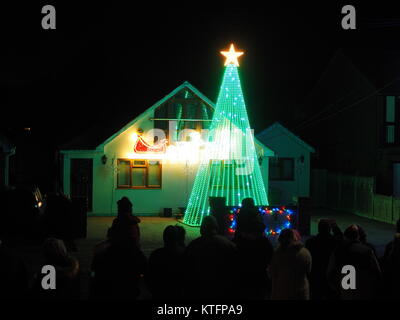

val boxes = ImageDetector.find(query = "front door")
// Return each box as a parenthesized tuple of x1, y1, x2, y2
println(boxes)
(70, 158, 93, 212)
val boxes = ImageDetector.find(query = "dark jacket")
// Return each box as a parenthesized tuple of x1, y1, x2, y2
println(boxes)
(235, 235, 273, 299)
(0, 245, 29, 299)
(305, 233, 338, 299)
(381, 234, 400, 299)
(184, 234, 237, 299)
(235, 207, 262, 239)
(108, 213, 141, 248)
(327, 239, 381, 300)
(146, 245, 185, 299)
(91, 242, 147, 300)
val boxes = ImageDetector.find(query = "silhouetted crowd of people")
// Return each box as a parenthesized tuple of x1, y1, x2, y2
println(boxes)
(0, 186, 78, 250)
(1, 193, 400, 300)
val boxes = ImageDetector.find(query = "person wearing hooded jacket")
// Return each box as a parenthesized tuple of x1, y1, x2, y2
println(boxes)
(269, 228, 312, 300)
(107, 197, 141, 248)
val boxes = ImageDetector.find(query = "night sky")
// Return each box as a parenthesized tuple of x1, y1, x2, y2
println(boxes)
(1, 2, 400, 189)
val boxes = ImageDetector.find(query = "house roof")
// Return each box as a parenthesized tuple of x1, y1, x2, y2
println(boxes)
(61, 81, 274, 156)
(60, 81, 212, 151)
(304, 50, 377, 110)
(61, 81, 212, 151)
(98, 81, 215, 149)
(257, 122, 315, 153)
(300, 49, 400, 126)
(344, 48, 400, 91)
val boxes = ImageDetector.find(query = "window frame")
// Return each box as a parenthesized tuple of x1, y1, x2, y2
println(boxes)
(117, 159, 162, 189)
(382, 95, 400, 146)
(269, 157, 295, 181)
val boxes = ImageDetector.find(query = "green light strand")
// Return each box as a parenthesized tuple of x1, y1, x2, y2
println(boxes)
(184, 64, 268, 226)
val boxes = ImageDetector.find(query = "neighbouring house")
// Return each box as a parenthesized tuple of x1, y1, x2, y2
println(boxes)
(60, 81, 274, 216)
(0, 133, 15, 187)
(257, 122, 315, 205)
(295, 49, 400, 198)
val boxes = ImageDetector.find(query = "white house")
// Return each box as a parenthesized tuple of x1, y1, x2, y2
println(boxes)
(61, 82, 274, 216)
(257, 122, 315, 205)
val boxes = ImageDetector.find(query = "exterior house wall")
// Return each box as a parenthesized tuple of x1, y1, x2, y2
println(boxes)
(62, 82, 273, 216)
(63, 107, 271, 215)
(270, 134, 310, 204)
(101, 109, 201, 214)
(101, 107, 204, 215)
(257, 124, 313, 205)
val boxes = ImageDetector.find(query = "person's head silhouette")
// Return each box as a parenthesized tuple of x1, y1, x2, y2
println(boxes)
(117, 197, 132, 215)
(200, 215, 218, 237)
(344, 224, 359, 241)
(278, 229, 295, 249)
(241, 198, 255, 209)
(318, 219, 331, 235)
(163, 225, 178, 247)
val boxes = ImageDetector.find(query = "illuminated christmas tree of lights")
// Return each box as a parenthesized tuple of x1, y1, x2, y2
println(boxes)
(183, 44, 269, 226)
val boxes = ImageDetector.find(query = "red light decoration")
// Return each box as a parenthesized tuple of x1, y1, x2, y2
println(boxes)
(134, 135, 167, 153)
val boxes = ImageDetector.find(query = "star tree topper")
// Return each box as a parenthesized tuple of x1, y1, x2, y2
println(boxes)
(220, 43, 244, 66)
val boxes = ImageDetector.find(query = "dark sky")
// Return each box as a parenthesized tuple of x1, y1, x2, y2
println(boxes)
(1, 2, 400, 147)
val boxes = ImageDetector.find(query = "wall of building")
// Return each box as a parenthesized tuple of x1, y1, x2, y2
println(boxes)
(258, 128, 311, 205)
(63, 107, 271, 215)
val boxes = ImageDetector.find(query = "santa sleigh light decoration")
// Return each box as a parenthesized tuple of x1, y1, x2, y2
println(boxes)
(134, 135, 168, 153)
